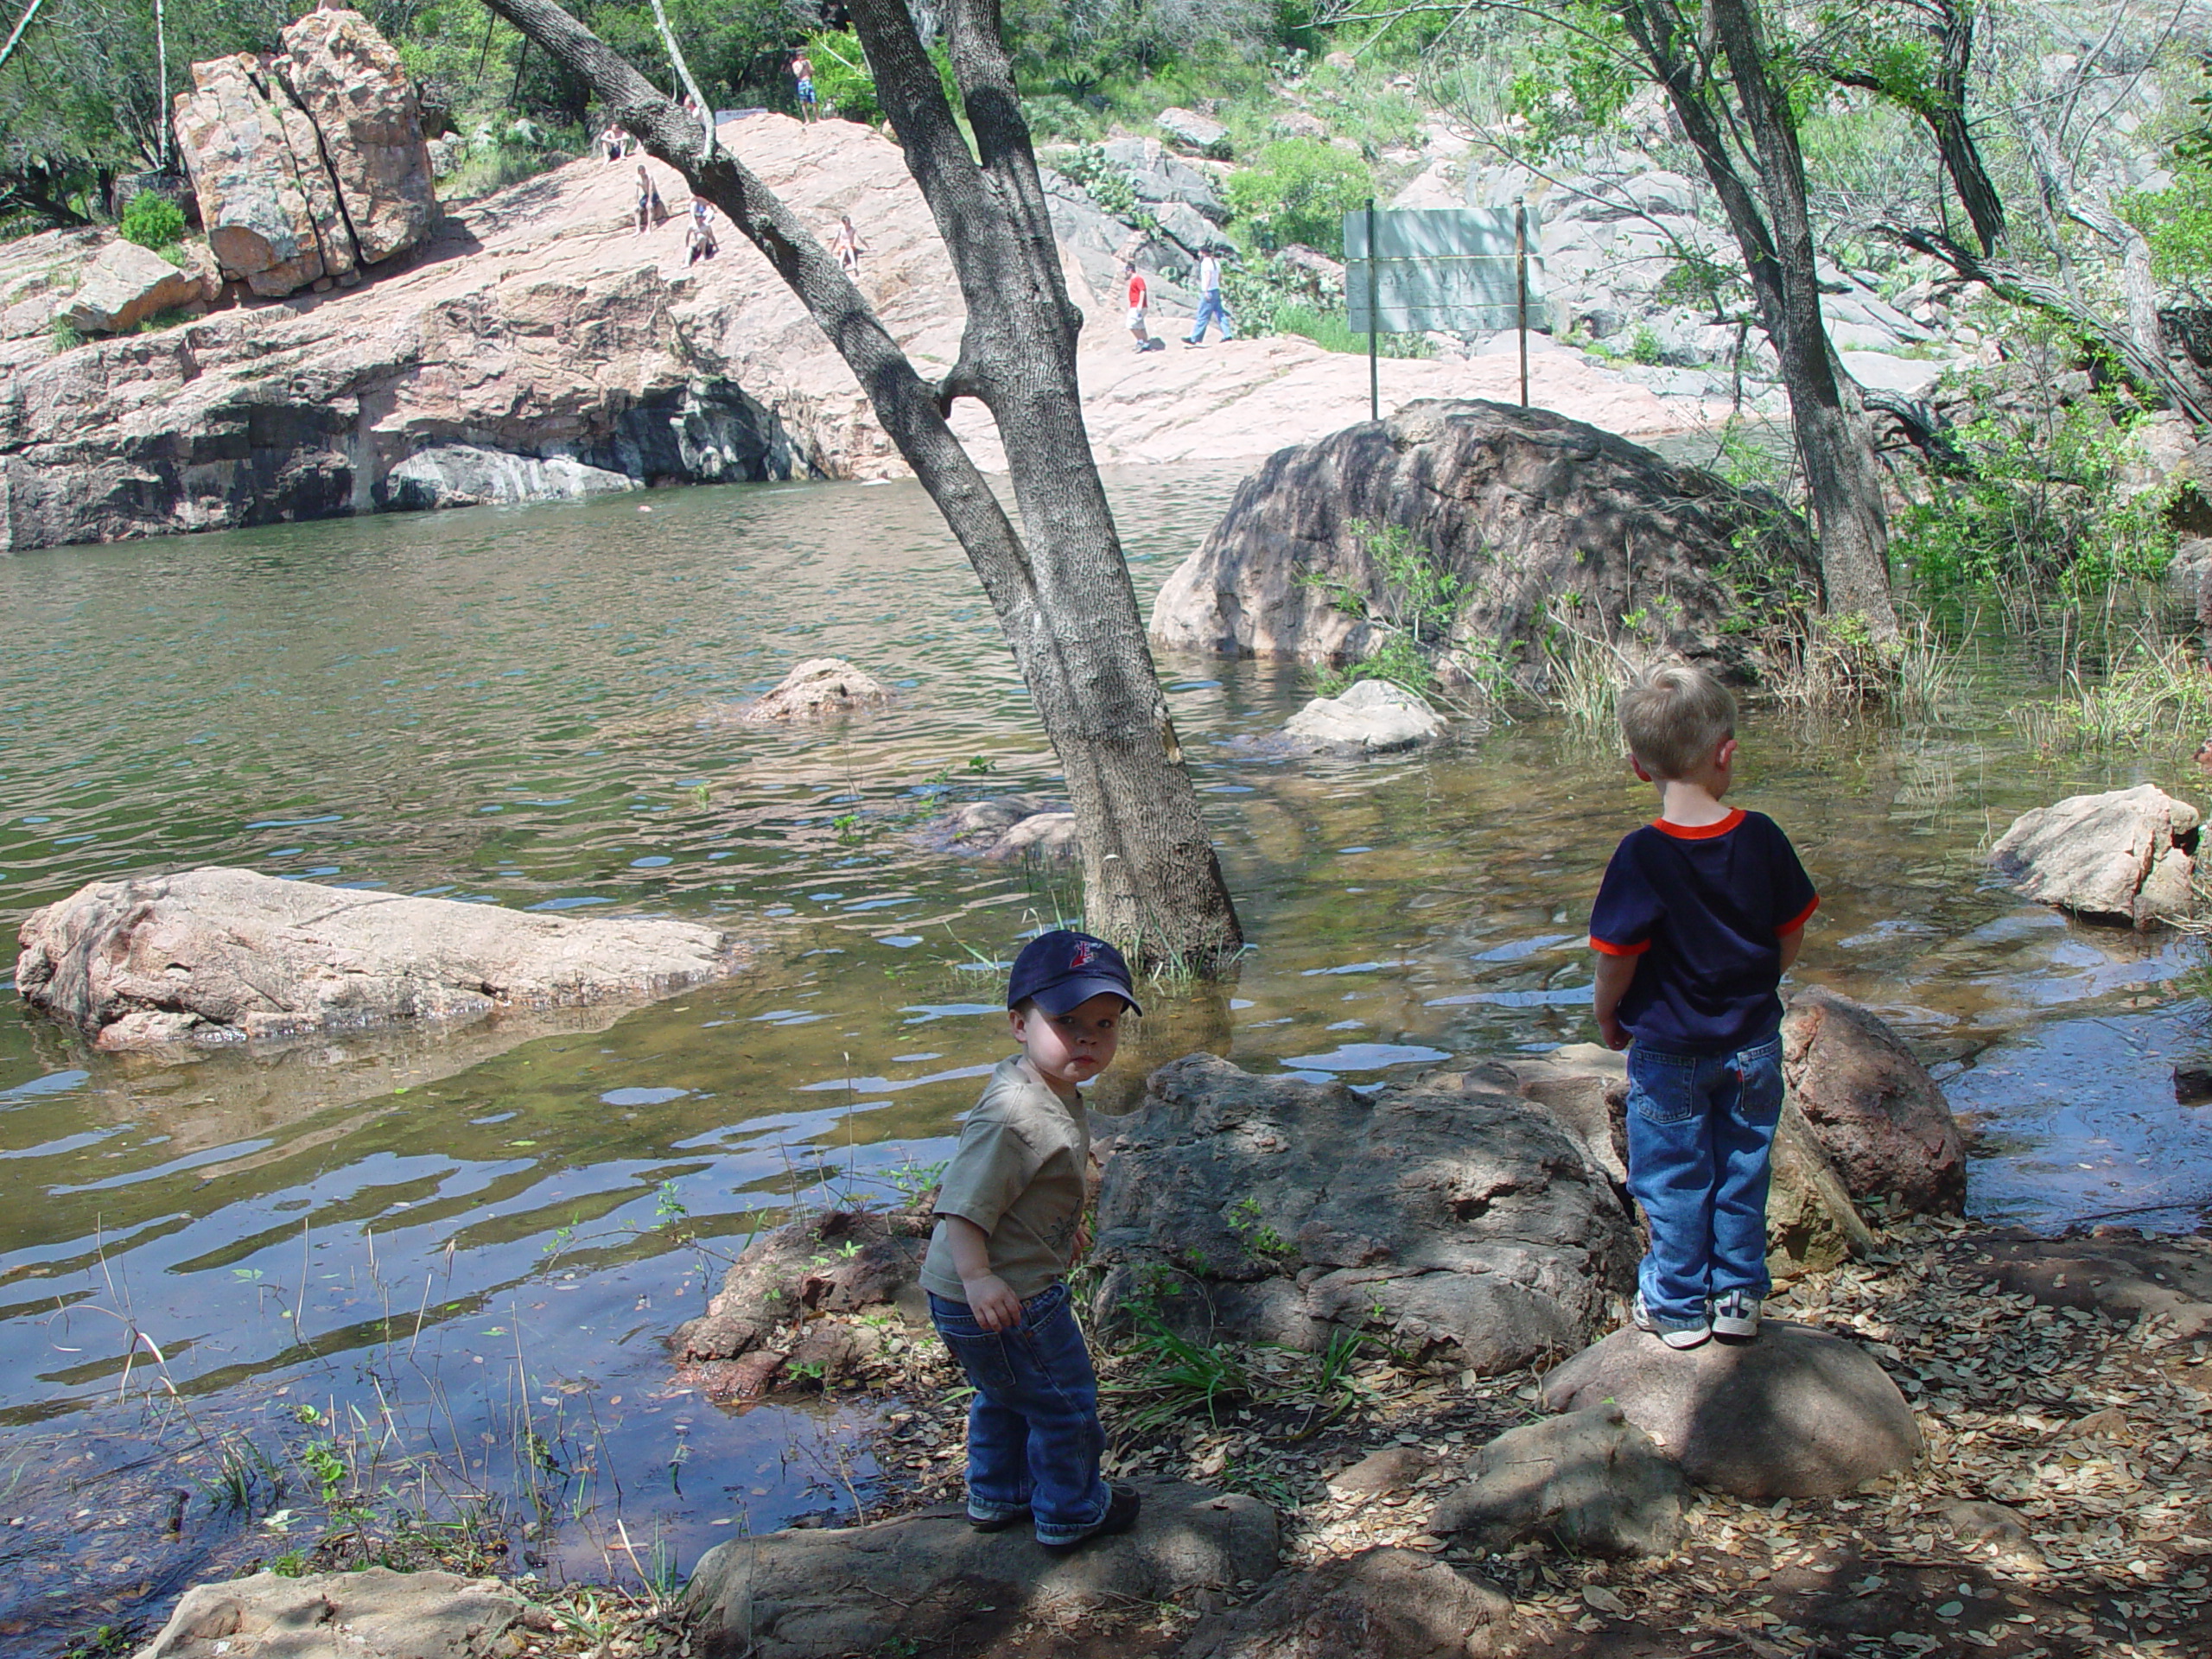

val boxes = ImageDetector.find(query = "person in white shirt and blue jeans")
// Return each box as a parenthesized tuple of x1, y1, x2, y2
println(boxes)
(1185, 251, 1235, 345)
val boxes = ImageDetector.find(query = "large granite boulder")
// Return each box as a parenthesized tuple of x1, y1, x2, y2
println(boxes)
(169, 10, 434, 299)
(1179, 1547, 1516, 1659)
(1541, 1322, 1924, 1498)
(1780, 987, 1965, 1215)
(131, 1567, 522, 1659)
(14, 867, 743, 1051)
(171, 53, 344, 296)
(1428, 1403, 1691, 1558)
(60, 241, 219, 334)
(683, 1483, 1277, 1659)
(1989, 784, 2202, 928)
(1149, 400, 1820, 688)
(280, 8, 438, 264)
(382, 443, 637, 510)
(1087, 1054, 1638, 1371)
(1157, 106, 1233, 159)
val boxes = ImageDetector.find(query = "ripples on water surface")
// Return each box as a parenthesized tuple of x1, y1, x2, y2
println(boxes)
(0, 467, 2208, 1643)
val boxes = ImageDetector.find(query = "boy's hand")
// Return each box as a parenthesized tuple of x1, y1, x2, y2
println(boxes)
(962, 1273, 1024, 1332)
(1073, 1216, 1092, 1259)
(1599, 1013, 1630, 1052)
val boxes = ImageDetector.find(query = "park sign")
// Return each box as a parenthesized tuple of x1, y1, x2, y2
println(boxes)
(1344, 203, 1544, 416)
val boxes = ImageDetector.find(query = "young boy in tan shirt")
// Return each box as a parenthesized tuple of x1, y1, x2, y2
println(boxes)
(919, 930, 1142, 1548)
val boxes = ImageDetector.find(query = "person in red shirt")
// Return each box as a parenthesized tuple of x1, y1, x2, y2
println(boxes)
(1123, 262, 1151, 352)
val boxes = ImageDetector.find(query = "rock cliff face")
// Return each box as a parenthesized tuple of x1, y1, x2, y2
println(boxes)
(2, 114, 1719, 555)
(170, 10, 436, 297)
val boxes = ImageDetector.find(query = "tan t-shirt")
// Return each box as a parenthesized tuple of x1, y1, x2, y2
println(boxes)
(921, 1055, 1090, 1302)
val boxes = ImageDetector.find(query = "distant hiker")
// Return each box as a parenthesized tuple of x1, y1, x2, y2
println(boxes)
(600, 124, 625, 164)
(1185, 251, 1235, 346)
(792, 52, 817, 122)
(635, 164, 665, 235)
(1124, 262, 1152, 353)
(686, 200, 719, 265)
(833, 214, 865, 277)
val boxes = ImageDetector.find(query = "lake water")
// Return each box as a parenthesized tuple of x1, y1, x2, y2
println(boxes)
(0, 468, 2205, 1646)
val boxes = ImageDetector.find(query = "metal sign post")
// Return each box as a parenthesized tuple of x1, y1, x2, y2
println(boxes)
(1515, 197, 1529, 410)
(1366, 198, 1380, 425)
(1344, 206, 1545, 419)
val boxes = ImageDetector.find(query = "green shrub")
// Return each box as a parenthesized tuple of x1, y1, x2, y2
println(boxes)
(118, 191, 185, 255)
(1891, 382, 2177, 600)
(1223, 137, 1372, 254)
(805, 30, 880, 124)
(48, 315, 85, 353)
(1057, 143, 1141, 220)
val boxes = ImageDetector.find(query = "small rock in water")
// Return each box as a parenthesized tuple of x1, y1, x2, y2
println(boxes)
(1988, 783, 2201, 929)
(134, 1567, 524, 1658)
(737, 657, 892, 721)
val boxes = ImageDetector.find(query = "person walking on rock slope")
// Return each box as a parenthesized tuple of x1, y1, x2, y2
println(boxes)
(1589, 664, 1818, 1351)
(919, 930, 1142, 1550)
(1185, 250, 1235, 346)
(1123, 262, 1154, 353)
(791, 51, 817, 122)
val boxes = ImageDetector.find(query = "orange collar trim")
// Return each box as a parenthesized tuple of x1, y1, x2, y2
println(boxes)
(1653, 809, 1745, 841)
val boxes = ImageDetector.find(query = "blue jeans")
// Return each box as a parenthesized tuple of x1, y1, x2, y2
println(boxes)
(928, 1281, 1110, 1545)
(1187, 290, 1235, 342)
(1624, 1034, 1784, 1329)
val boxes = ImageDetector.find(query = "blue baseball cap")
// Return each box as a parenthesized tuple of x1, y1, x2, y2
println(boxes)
(1007, 929, 1142, 1017)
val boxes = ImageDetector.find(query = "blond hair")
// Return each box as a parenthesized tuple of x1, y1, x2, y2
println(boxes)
(1619, 664, 1736, 780)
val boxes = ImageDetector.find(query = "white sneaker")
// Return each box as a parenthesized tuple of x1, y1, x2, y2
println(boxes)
(1710, 1290, 1761, 1339)
(1632, 1290, 1710, 1350)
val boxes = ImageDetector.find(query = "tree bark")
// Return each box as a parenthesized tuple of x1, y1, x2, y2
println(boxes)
(1618, 0, 1898, 643)
(479, 0, 1243, 969)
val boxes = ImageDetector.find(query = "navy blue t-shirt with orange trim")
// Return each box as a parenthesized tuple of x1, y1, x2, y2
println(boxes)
(1589, 808, 1817, 1054)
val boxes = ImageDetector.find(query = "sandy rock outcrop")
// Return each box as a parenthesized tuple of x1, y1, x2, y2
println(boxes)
(3, 115, 1719, 555)
(1087, 1053, 1638, 1373)
(1988, 784, 2202, 929)
(14, 867, 743, 1050)
(132, 1567, 523, 1659)
(1541, 1322, 1925, 1498)
(1149, 400, 1821, 685)
(683, 1483, 1278, 1659)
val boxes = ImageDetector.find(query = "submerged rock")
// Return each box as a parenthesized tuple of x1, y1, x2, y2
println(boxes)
(133, 1567, 523, 1659)
(1781, 987, 1965, 1215)
(1541, 1322, 1924, 1498)
(683, 1481, 1277, 1659)
(1087, 1054, 1637, 1372)
(923, 793, 1083, 861)
(1428, 1403, 1691, 1558)
(1179, 1546, 1516, 1659)
(739, 657, 892, 721)
(1269, 678, 1446, 755)
(14, 867, 741, 1050)
(1989, 783, 2202, 928)
(1148, 399, 1819, 685)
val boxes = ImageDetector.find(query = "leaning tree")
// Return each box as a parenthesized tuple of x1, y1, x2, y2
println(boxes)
(478, 0, 1243, 969)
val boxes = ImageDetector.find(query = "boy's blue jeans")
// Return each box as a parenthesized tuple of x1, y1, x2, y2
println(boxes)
(928, 1281, 1111, 1545)
(1624, 1033, 1785, 1331)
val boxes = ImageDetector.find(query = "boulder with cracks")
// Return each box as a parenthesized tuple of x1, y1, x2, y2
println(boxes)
(1086, 1054, 1638, 1373)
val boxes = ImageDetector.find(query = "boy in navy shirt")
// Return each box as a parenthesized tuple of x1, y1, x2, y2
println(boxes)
(1590, 665, 1816, 1349)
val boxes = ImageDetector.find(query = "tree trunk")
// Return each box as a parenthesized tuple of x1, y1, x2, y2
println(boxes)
(479, 0, 1243, 969)
(1619, 0, 1898, 644)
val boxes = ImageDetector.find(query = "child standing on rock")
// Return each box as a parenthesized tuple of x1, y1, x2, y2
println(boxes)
(919, 930, 1142, 1550)
(1589, 664, 1818, 1351)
